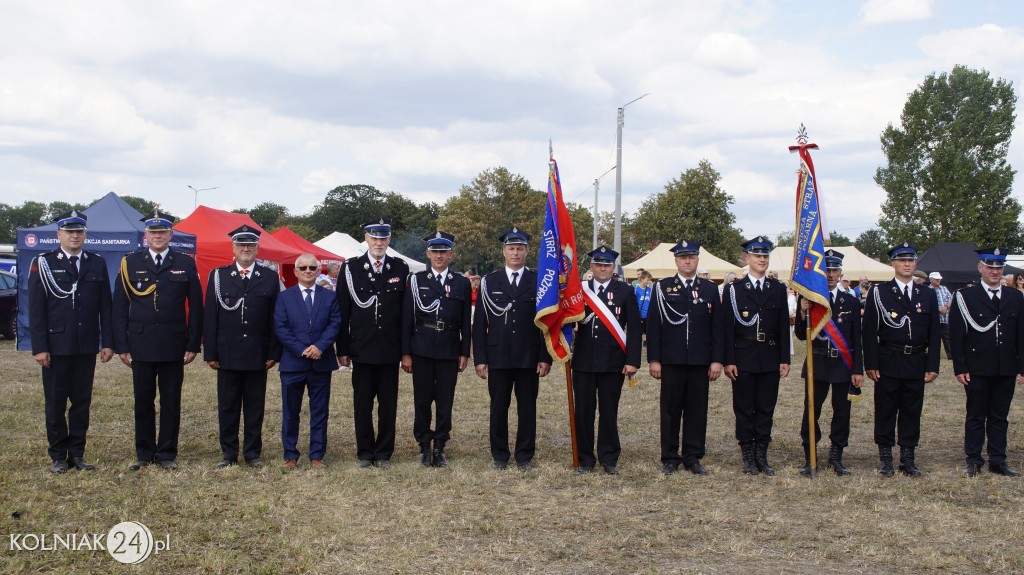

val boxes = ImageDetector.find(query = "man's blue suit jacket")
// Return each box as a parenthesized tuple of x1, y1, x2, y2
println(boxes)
(273, 284, 342, 372)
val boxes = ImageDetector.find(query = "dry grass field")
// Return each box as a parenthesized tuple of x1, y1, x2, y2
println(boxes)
(2, 336, 1023, 574)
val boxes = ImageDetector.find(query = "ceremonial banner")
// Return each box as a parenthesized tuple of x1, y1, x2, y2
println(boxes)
(534, 156, 585, 363)
(789, 137, 853, 370)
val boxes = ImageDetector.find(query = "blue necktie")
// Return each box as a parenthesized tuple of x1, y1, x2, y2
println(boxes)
(304, 288, 314, 323)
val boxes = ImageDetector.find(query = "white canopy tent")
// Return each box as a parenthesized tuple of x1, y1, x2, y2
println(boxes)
(622, 243, 742, 281)
(750, 246, 894, 283)
(314, 231, 427, 273)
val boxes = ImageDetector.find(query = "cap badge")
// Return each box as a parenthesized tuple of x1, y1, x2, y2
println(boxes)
(682, 240, 688, 247)
(995, 248, 1001, 255)
(435, 231, 442, 239)
(903, 242, 908, 247)
(512, 226, 518, 233)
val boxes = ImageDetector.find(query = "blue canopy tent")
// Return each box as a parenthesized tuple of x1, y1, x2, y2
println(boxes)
(14, 192, 196, 350)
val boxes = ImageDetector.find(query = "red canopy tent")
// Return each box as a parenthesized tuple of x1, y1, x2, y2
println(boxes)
(175, 206, 308, 292)
(270, 226, 344, 263)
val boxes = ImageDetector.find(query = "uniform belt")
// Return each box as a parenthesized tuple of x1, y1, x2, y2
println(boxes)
(416, 319, 461, 332)
(882, 342, 927, 355)
(736, 332, 777, 343)
(812, 347, 841, 358)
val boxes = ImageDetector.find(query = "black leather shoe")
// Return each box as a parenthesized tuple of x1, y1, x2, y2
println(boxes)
(878, 446, 895, 477)
(245, 458, 263, 468)
(432, 449, 449, 468)
(127, 460, 150, 471)
(357, 459, 373, 468)
(418, 443, 432, 467)
(216, 459, 235, 469)
(962, 463, 982, 477)
(157, 460, 178, 471)
(754, 441, 774, 476)
(374, 459, 391, 470)
(50, 459, 69, 474)
(661, 462, 679, 475)
(898, 447, 921, 477)
(684, 462, 708, 475)
(493, 460, 508, 470)
(576, 466, 594, 474)
(516, 461, 532, 471)
(67, 457, 95, 471)
(740, 443, 758, 475)
(799, 461, 813, 477)
(989, 463, 1020, 477)
(601, 463, 619, 475)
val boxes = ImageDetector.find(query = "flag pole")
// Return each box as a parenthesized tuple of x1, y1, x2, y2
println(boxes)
(805, 324, 817, 477)
(566, 360, 579, 468)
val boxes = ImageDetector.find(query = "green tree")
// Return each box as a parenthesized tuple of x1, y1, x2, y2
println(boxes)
(0, 201, 48, 243)
(45, 201, 88, 221)
(775, 231, 795, 247)
(308, 184, 390, 238)
(875, 65, 1019, 251)
(234, 202, 290, 230)
(855, 228, 888, 261)
(631, 160, 745, 263)
(120, 196, 160, 217)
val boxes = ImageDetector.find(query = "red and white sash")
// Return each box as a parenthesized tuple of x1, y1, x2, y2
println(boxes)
(581, 281, 626, 352)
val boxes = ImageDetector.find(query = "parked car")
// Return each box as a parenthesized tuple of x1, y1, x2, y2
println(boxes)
(0, 270, 17, 339)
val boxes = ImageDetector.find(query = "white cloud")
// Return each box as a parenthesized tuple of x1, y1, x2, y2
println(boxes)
(918, 24, 1024, 68)
(694, 33, 762, 76)
(859, 0, 934, 25)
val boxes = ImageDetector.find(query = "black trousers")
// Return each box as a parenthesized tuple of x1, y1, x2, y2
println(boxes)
(964, 374, 1016, 466)
(41, 354, 96, 461)
(488, 367, 538, 464)
(217, 368, 268, 461)
(874, 374, 925, 448)
(800, 378, 852, 448)
(940, 323, 952, 360)
(411, 355, 458, 445)
(572, 370, 625, 468)
(132, 360, 184, 462)
(351, 361, 399, 461)
(660, 364, 709, 466)
(731, 369, 780, 444)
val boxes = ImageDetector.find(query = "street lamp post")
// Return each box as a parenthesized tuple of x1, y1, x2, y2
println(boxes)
(188, 185, 219, 210)
(614, 93, 648, 264)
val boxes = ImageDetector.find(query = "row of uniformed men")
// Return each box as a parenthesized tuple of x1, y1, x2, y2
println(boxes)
(28, 210, 1022, 478)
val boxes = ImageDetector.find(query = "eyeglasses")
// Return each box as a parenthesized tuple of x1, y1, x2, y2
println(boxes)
(296, 265, 318, 271)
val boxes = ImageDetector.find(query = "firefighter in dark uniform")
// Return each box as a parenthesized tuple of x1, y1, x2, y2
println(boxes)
(204, 225, 282, 469)
(113, 210, 204, 471)
(336, 218, 409, 469)
(646, 239, 724, 476)
(572, 246, 641, 475)
(28, 210, 114, 473)
(723, 236, 790, 476)
(794, 249, 864, 476)
(862, 242, 939, 477)
(950, 247, 1024, 477)
(473, 227, 552, 471)
(400, 231, 472, 468)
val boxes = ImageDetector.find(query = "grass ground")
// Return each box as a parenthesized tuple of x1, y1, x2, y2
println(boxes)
(1, 337, 1023, 574)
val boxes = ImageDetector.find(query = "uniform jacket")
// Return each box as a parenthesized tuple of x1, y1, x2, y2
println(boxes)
(794, 291, 864, 381)
(112, 249, 203, 362)
(401, 269, 472, 360)
(336, 253, 409, 364)
(645, 275, 724, 366)
(203, 263, 282, 370)
(572, 279, 642, 373)
(28, 250, 113, 355)
(722, 276, 790, 372)
(472, 268, 552, 369)
(949, 284, 1024, 377)
(274, 283, 341, 372)
(862, 279, 940, 377)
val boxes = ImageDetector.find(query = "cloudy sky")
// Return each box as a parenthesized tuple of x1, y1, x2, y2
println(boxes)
(1, 0, 1021, 240)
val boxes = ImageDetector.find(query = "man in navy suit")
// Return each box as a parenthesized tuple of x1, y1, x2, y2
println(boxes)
(204, 225, 282, 469)
(862, 242, 940, 477)
(950, 247, 1024, 477)
(28, 210, 114, 473)
(273, 253, 342, 469)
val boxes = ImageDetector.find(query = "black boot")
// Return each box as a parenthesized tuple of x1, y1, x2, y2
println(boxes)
(740, 442, 758, 475)
(432, 440, 449, 468)
(418, 442, 432, 467)
(878, 445, 895, 477)
(754, 439, 774, 476)
(799, 444, 813, 477)
(898, 447, 921, 477)
(828, 445, 851, 476)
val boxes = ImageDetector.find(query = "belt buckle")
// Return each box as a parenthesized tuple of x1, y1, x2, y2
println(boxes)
(756, 332, 766, 342)
(829, 349, 839, 358)
(436, 320, 445, 332)
(903, 345, 913, 355)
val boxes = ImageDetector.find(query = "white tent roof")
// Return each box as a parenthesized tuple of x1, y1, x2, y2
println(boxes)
(313, 232, 426, 273)
(751, 246, 893, 283)
(622, 243, 742, 281)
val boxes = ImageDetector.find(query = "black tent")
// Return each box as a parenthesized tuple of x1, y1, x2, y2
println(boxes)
(916, 242, 1024, 292)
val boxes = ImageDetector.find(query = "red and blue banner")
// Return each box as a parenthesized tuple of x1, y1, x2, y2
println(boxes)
(534, 156, 585, 363)
(788, 141, 853, 371)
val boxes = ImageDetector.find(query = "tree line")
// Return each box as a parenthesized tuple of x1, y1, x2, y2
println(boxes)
(2, 66, 1016, 272)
